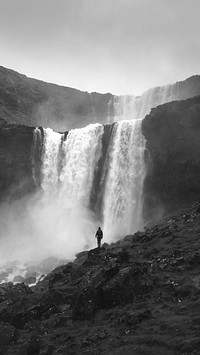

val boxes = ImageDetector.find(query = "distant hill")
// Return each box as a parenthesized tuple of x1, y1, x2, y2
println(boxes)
(1, 66, 200, 130)
(0, 66, 112, 131)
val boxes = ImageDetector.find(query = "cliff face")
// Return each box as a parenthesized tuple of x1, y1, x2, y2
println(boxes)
(2, 67, 200, 220)
(142, 96, 200, 220)
(0, 66, 112, 131)
(2, 92, 200, 221)
(0, 124, 36, 201)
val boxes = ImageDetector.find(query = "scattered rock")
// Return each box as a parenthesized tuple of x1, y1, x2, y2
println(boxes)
(1, 201, 200, 354)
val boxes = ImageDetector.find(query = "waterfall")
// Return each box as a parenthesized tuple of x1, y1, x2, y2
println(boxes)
(39, 106, 146, 248)
(111, 84, 178, 124)
(34, 124, 104, 259)
(59, 124, 104, 207)
(35, 84, 183, 253)
(100, 85, 180, 241)
(102, 119, 146, 241)
(41, 128, 63, 191)
(100, 95, 148, 241)
(31, 127, 43, 186)
(137, 83, 176, 118)
(113, 95, 138, 121)
(106, 98, 113, 125)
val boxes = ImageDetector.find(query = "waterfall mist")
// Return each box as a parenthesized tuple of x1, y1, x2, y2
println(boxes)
(0, 190, 99, 266)
(0, 125, 103, 265)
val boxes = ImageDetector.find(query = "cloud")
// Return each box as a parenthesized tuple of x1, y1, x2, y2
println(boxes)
(0, 0, 200, 94)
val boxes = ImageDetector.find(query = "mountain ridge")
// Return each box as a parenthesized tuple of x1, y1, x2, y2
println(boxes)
(1, 65, 200, 130)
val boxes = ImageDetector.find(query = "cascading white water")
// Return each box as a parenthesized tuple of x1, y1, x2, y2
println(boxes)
(60, 124, 103, 207)
(37, 124, 104, 259)
(41, 128, 63, 191)
(102, 85, 180, 240)
(137, 83, 176, 119)
(31, 127, 42, 186)
(110, 84, 178, 124)
(113, 95, 138, 121)
(102, 119, 146, 241)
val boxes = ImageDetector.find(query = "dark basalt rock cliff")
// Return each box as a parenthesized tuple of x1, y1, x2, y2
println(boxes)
(0, 66, 112, 131)
(142, 95, 200, 221)
(0, 123, 37, 201)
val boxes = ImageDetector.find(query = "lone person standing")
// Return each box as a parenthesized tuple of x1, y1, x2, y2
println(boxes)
(95, 227, 103, 248)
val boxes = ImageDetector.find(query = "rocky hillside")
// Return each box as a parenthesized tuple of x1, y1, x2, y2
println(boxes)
(1, 200, 200, 354)
(142, 95, 200, 221)
(0, 66, 112, 131)
(1, 66, 200, 131)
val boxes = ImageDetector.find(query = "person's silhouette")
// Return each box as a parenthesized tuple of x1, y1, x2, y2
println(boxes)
(95, 227, 103, 248)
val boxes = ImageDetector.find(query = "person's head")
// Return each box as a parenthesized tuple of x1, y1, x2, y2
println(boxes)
(98, 227, 101, 230)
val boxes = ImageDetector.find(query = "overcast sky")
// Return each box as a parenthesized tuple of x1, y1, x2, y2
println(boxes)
(0, 0, 199, 95)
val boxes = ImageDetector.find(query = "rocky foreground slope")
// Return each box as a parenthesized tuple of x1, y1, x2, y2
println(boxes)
(1, 200, 200, 354)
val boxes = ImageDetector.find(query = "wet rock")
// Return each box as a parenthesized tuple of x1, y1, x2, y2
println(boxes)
(102, 265, 152, 308)
(0, 322, 17, 344)
(175, 281, 198, 299)
(27, 334, 40, 355)
(74, 251, 88, 266)
(0, 282, 32, 303)
(73, 286, 102, 320)
(101, 243, 109, 249)
(75, 251, 88, 259)
(189, 253, 200, 267)
(117, 309, 152, 326)
(123, 235, 134, 244)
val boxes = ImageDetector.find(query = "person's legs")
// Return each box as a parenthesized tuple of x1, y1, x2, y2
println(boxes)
(97, 237, 101, 248)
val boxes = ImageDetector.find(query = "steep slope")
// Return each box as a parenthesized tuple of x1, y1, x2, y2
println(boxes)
(0, 66, 112, 131)
(1, 201, 200, 354)
(1, 66, 200, 130)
